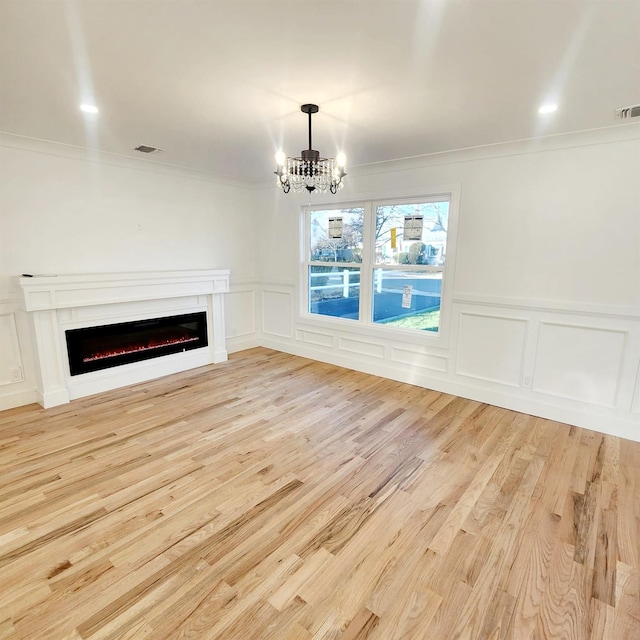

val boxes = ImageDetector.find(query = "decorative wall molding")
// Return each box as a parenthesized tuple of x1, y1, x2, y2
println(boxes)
(260, 332, 640, 443)
(255, 279, 296, 289)
(296, 329, 334, 348)
(0, 312, 24, 386)
(225, 283, 258, 353)
(346, 123, 640, 178)
(4, 271, 640, 442)
(256, 123, 640, 190)
(259, 290, 640, 442)
(455, 312, 528, 387)
(532, 322, 627, 408)
(452, 293, 640, 320)
(390, 346, 448, 373)
(261, 289, 293, 339)
(0, 132, 251, 189)
(338, 337, 385, 359)
(295, 316, 447, 350)
(225, 289, 256, 339)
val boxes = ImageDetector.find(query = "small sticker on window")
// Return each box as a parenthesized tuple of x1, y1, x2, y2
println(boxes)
(402, 285, 413, 309)
(328, 217, 343, 239)
(404, 215, 423, 241)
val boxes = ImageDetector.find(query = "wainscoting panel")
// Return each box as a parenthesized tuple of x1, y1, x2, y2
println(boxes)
(225, 289, 256, 338)
(5, 276, 640, 441)
(391, 345, 448, 373)
(0, 311, 24, 385)
(262, 289, 292, 339)
(455, 312, 527, 387)
(532, 322, 627, 407)
(338, 337, 385, 359)
(296, 328, 334, 348)
(0, 297, 37, 410)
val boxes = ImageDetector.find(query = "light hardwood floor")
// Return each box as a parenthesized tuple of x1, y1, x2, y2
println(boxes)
(0, 347, 638, 639)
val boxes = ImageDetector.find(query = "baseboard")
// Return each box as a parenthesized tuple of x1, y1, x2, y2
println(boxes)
(0, 388, 39, 411)
(38, 387, 72, 409)
(259, 336, 640, 443)
(227, 335, 260, 353)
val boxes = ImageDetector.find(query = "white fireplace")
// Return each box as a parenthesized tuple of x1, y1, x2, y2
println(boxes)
(17, 270, 230, 408)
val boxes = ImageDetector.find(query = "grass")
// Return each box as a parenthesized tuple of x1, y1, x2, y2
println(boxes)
(378, 308, 440, 331)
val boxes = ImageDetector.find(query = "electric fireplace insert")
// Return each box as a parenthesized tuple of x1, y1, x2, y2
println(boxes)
(65, 311, 208, 376)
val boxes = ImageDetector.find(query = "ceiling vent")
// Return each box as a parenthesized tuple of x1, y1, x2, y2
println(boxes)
(134, 144, 163, 154)
(615, 104, 640, 120)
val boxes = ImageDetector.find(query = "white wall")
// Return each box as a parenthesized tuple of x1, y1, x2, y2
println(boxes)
(254, 126, 640, 441)
(3, 127, 640, 443)
(0, 134, 258, 408)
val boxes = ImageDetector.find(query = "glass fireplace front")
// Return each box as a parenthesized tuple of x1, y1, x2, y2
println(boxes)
(65, 312, 208, 376)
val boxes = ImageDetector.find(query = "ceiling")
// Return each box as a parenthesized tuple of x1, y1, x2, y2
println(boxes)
(1, 0, 639, 184)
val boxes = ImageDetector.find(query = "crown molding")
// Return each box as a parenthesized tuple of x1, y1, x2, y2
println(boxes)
(254, 122, 640, 190)
(0, 131, 253, 190)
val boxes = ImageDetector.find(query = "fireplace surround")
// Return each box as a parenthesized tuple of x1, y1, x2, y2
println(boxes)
(17, 270, 229, 407)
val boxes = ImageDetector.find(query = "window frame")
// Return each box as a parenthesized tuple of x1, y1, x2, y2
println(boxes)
(300, 187, 460, 346)
(302, 201, 368, 326)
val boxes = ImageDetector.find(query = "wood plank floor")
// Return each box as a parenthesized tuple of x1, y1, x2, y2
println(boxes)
(0, 347, 638, 640)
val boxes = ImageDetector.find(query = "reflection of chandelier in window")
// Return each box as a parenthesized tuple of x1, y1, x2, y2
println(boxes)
(275, 104, 347, 194)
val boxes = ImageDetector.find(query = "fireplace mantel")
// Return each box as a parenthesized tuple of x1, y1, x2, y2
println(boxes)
(17, 270, 230, 408)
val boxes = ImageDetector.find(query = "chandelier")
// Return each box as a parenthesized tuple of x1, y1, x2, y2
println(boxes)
(275, 104, 346, 194)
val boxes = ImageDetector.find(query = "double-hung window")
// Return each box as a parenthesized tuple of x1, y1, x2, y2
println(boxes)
(307, 206, 364, 320)
(304, 195, 452, 335)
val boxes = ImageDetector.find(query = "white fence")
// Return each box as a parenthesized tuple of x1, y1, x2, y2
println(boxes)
(309, 269, 363, 298)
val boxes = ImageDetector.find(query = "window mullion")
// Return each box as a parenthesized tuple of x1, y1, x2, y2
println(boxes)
(359, 201, 375, 325)
(301, 205, 310, 316)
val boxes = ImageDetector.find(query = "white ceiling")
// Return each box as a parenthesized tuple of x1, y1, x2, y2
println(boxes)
(1, 0, 639, 183)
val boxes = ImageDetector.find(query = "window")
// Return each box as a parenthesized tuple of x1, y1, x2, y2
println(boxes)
(303, 195, 453, 335)
(372, 200, 449, 332)
(308, 208, 363, 320)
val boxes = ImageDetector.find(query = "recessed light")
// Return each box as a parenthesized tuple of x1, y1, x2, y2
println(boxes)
(538, 104, 558, 114)
(80, 104, 99, 114)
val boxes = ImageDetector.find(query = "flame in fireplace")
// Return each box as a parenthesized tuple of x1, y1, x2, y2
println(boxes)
(83, 334, 200, 362)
